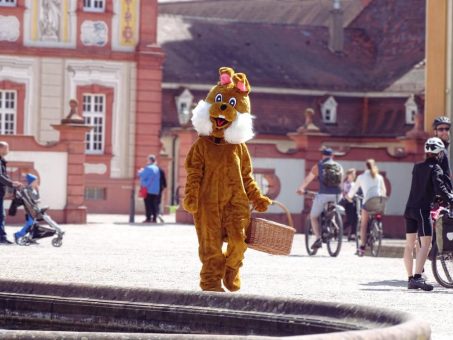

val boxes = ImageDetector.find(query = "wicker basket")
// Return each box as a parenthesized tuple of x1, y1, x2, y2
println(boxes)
(246, 201, 296, 255)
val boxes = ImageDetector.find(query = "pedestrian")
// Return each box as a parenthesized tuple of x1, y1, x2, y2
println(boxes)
(138, 155, 161, 223)
(0, 141, 24, 244)
(341, 168, 358, 241)
(403, 137, 453, 291)
(347, 159, 387, 256)
(297, 148, 343, 251)
(157, 166, 167, 223)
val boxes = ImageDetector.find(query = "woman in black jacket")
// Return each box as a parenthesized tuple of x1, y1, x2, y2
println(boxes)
(404, 137, 453, 291)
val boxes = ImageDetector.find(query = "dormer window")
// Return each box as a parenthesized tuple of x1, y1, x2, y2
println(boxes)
(175, 89, 194, 126)
(83, 0, 105, 12)
(321, 96, 337, 124)
(0, 0, 16, 7)
(405, 95, 418, 124)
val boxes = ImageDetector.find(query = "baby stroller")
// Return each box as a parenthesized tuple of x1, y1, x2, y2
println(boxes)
(10, 187, 65, 247)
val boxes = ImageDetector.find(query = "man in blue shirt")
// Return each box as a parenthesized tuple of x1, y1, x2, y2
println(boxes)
(139, 155, 161, 223)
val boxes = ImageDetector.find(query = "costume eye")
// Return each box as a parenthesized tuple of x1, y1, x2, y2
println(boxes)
(228, 97, 237, 107)
(215, 94, 223, 102)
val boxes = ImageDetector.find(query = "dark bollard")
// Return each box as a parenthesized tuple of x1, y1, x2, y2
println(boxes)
(129, 186, 135, 223)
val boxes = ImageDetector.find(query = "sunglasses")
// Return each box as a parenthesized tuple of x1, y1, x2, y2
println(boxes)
(436, 127, 450, 132)
(426, 143, 439, 151)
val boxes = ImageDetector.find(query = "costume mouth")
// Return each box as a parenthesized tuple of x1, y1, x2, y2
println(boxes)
(214, 117, 229, 128)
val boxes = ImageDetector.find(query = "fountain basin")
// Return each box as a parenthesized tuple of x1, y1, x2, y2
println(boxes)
(0, 280, 430, 339)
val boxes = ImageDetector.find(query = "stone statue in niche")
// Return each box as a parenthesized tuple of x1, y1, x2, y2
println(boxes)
(40, 0, 61, 41)
(297, 108, 320, 132)
(62, 99, 84, 124)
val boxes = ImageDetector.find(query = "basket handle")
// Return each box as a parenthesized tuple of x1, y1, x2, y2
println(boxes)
(251, 200, 294, 228)
(272, 200, 294, 228)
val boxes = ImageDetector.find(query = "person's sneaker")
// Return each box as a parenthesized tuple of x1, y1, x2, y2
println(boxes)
(311, 238, 322, 250)
(142, 219, 151, 223)
(408, 277, 434, 291)
(14, 234, 20, 245)
(357, 246, 365, 257)
(0, 238, 13, 245)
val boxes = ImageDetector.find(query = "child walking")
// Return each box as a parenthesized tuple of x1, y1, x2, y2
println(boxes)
(14, 174, 39, 244)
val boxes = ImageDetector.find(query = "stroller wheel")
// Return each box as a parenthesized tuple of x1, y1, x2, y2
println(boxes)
(52, 237, 62, 248)
(21, 236, 31, 246)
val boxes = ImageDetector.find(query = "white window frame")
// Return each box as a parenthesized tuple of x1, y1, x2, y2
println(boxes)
(83, 93, 106, 154)
(0, 0, 17, 7)
(254, 173, 270, 196)
(83, 0, 105, 13)
(321, 96, 338, 124)
(0, 90, 17, 135)
(405, 95, 418, 124)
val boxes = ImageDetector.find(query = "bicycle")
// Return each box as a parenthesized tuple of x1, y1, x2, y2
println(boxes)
(303, 190, 345, 257)
(430, 207, 453, 289)
(355, 195, 386, 257)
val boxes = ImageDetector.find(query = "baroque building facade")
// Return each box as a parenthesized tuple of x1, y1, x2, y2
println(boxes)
(0, 0, 163, 216)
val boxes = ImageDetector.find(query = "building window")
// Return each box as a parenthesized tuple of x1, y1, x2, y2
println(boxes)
(0, 90, 16, 135)
(405, 95, 418, 124)
(83, 0, 105, 12)
(0, 0, 16, 7)
(83, 94, 105, 154)
(321, 96, 337, 124)
(254, 173, 270, 196)
(85, 187, 106, 200)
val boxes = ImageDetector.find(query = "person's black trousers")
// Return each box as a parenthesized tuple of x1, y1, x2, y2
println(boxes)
(144, 194, 160, 222)
(0, 197, 6, 239)
(342, 199, 358, 235)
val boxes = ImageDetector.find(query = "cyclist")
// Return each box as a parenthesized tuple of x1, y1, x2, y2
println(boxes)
(433, 116, 452, 181)
(404, 137, 453, 291)
(297, 148, 343, 250)
(346, 159, 387, 256)
(419, 116, 452, 265)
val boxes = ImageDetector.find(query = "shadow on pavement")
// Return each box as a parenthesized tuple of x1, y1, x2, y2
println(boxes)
(360, 279, 407, 287)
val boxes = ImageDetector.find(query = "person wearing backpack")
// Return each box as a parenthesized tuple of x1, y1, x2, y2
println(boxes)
(297, 148, 343, 250)
(347, 159, 387, 256)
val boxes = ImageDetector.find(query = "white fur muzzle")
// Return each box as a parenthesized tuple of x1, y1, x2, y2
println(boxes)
(191, 100, 255, 144)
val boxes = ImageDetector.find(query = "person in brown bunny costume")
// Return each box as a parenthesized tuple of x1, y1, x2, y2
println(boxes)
(184, 67, 272, 292)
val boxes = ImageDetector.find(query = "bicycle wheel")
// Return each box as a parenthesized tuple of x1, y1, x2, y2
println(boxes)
(304, 216, 318, 256)
(431, 245, 453, 289)
(355, 219, 361, 253)
(327, 211, 343, 257)
(369, 219, 383, 257)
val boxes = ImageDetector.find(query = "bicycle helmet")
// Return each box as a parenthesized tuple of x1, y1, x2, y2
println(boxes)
(432, 116, 451, 129)
(424, 137, 445, 154)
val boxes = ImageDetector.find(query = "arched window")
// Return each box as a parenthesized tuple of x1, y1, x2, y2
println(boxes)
(321, 96, 337, 123)
(405, 95, 418, 124)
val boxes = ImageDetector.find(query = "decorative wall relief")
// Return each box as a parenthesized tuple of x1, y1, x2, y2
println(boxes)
(81, 21, 108, 47)
(40, 0, 62, 41)
(120, 0, 137, 47)
(0, 16, 20, 42)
